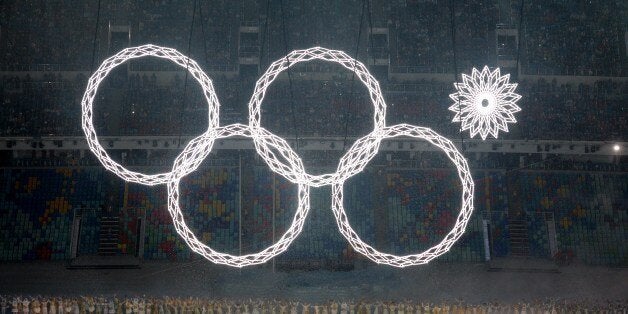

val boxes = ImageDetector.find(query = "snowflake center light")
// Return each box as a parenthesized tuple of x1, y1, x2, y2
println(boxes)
(475, 91, 497, 115)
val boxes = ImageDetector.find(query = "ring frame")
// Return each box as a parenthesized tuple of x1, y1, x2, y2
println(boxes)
(167, 124, 311, 267)
(331, 124, 475, 267)
(81, 44, 220, 186)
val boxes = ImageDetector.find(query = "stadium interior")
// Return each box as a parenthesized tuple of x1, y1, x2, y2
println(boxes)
(0, 0, 626, 312)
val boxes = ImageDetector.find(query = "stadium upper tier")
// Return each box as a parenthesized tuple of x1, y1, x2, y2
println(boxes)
(1, 0, 627, 141)
(0, 75, 625, 141)
(0, 0, 625, 75)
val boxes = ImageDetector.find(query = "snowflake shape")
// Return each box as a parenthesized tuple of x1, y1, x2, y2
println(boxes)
(449, 66, 522, 140)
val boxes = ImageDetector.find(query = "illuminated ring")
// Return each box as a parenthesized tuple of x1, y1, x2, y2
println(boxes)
(248, 47, 387, 187)
(331, 124, 475, 267)
(81, 44, 220, 186)
(167, 124, 310, 267)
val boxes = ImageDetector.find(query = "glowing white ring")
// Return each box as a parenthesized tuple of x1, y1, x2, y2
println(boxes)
(331, 124, 475, 267)
(81, 44, 220, 186)
(167, 124, 310, 267)
(248, 47, 387, 187)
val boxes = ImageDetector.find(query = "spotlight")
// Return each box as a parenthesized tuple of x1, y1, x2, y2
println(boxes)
(613, 144, 620, 152)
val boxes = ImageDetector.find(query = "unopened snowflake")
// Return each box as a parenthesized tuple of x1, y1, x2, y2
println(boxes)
(449, 66, 522, 140)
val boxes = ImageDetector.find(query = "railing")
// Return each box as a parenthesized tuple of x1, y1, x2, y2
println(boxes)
(385, 83, 448, 93)
(2, 81, 82, 91)
(71, 207, 99, 258)
(495, 23, 516, 30)
(2, 62, 625, 78)
(389, 65, 452, 74)
(128, 62, 237, 73)
(391, 63, 627, 78)
(0, 64, 87, 72)
(484, 210, 555, 259)
(522, 64, 626, 77)
(288, 63, 352, 73)
(8, 158, 93, 168)
(240, 20, 259, 27)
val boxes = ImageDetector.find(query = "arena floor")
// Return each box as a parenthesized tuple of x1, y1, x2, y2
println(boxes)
(1, 259, 626, 303)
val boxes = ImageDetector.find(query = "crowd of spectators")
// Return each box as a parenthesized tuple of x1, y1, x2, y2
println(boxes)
(0, 1, 94, 67)
(116, 73, 206, 136)
(0, 74, 84, 136)
(517, 78, 627, 141)
(523, 1, 626, 76)
(135, 1, 237, 65)
(1, 72, 626, 141)
(1, 296, 627, 313)
(258, 79, 375, 138)
(4, 144, 624, 174)
(0, 1, 236, 69)
(393, 0, 495, 69)
(1, 1, 625, 75)
(391, 0, 626, 76)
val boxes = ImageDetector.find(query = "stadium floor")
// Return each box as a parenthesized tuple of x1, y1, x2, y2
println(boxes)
(1, 260, 626, 302)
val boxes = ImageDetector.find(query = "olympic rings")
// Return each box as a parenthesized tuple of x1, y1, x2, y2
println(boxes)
(81, 44, 476, 267)
(81, 44, 220, 186)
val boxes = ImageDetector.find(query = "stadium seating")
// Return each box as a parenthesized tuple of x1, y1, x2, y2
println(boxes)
(2, 76, 626, 140)
(0, 165, 624, 265)
(2, 0, 626, 140)
(0, 168, 105, 260)
(0, 0, 625, 267)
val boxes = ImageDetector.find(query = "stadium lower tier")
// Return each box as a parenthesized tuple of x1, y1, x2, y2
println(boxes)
(0, 166, 625, 266)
